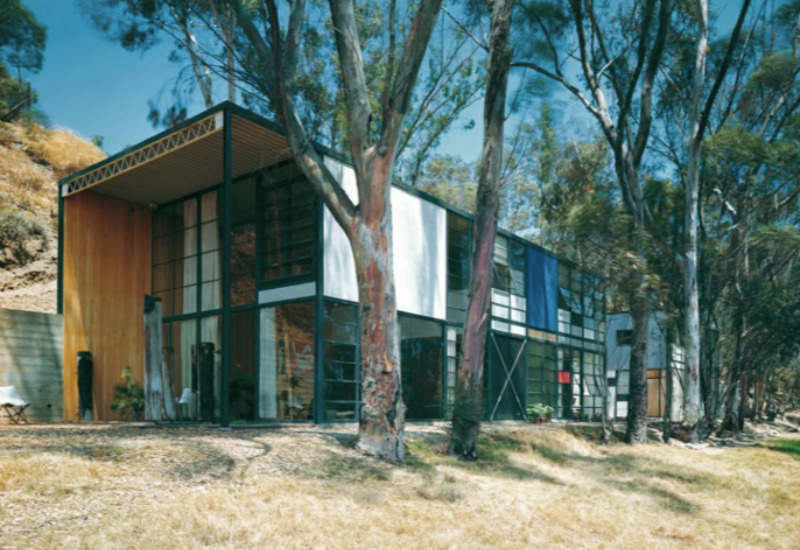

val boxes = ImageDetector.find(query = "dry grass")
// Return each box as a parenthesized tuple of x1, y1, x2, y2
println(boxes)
(0, 422, 798, 549)
(24, 126, 105, 180)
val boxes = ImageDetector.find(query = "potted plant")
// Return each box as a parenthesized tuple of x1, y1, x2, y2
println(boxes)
(527, 404, 554, 424)
(111, 366, 145, 421)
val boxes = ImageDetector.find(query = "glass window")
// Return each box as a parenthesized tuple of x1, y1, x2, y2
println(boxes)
(447, 212, 471, 323)
(400, 316, 443, 420)
(231, 177, 257, 307)
(258, 302, 315, 421)
(230, 310, 256, 422)
(152, 192, 223, 318)
(322, 302, 358, 421)
(259, 164, 317, 284)
(526, 340, 558, 412)
(617, 329, 633, 346)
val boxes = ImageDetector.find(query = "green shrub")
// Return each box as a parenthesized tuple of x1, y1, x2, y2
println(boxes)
(111, 366, 145, 421)
(0, 205, 47, 267)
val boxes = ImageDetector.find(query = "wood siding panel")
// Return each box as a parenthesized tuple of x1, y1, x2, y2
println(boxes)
(63, 191, 152, 420)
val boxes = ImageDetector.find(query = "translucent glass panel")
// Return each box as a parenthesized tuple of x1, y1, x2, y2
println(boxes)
(258, 302, 315, 421)
(400, 316, 444, 419)
(322, 302, 358, 421)
(445, 326, 462, 419)
(152, 200, 197, 317)
(152, 191, 220, 317)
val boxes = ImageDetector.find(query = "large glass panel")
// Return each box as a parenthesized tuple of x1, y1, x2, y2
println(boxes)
(230, 310, 256, 422)
(446, 212, 470, 323)
(322, 302, 358, 421)
(526, 340, 557, 411)
(259, 164, 317, 284)
(231, 176, 257, 307)
(258, 302, 315, 421)
(200, 192, 220, 312)
(163, 318, 197, 419)
(582, 351, 603, 419)
(400, 316, 443, 419)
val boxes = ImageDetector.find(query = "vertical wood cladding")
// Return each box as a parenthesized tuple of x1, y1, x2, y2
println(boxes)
(62, 191, 152, 420)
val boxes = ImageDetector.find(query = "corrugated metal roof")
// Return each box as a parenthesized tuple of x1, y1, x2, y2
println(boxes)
(60, 105, 292, 206)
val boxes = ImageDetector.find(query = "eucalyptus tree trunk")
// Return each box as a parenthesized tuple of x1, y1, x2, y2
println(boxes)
(451, 0, 512, 460)
(626, 295, 650, 443)
(682, 0, 708, 442)
(228, 0, 444, 462)
(351, 155, 404, 460)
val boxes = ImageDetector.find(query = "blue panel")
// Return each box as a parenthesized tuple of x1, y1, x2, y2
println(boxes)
(527, 248, 558, 332)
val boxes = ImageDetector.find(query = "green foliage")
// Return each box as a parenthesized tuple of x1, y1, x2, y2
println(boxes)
(0, 205, 47, 268)
(526, 403, 553, 420)
(111, 366, 145, 421)
(0, 1, 46, 121)
(0, 0, 47, 74)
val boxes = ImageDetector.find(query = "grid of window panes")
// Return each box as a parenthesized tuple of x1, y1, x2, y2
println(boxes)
(491, 236, 526, 333)
(446, 212, 471, 323)
(581, 351, 603, 419)
(322, 302, 359, 421)
(153, 200, 194, 317)
(556, 262, 606, 346)
(199, 192, 221, 312)
(259, 163, 317, 285)
(153, 192, 222, 318)
(526, 339, 558, 411)
(445, 326, 462, 418)
(582, 273, 605, 342)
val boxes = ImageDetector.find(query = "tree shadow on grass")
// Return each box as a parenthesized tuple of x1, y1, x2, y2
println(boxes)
(764, 438, 800, 460)
(0, 425, 272, 482)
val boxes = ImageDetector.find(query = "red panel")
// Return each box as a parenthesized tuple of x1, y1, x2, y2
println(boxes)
(558, 371, 571, 384)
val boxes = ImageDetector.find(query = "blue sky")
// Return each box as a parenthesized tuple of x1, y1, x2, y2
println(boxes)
(25, 0, 206, 155)
(22, 0, 485, 160)
(19, 1, 767, 162)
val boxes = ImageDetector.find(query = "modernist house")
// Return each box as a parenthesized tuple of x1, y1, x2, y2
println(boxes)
(605, 312, 685, 420)
(58, 102, 606, 424)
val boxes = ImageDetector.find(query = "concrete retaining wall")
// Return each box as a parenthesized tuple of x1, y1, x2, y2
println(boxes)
(0, 308, 63, 422)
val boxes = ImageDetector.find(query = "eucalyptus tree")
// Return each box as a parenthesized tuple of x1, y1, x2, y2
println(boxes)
(223, 0, 446, 461)
(450, 0, 514, 459)
(511, 0, 673, 442)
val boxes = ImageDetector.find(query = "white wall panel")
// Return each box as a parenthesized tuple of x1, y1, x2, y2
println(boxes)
(321, 157, 446, 320)
(391, 186, 447, 320)
(322, 156, 359, 303)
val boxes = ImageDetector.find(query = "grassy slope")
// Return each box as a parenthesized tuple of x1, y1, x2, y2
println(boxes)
(0, 423, 798, 549)
(0, 121, 104, 312)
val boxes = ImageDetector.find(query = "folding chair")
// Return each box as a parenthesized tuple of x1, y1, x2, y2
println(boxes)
(0, 386, 30, 424)
(176, 387, 192, 421)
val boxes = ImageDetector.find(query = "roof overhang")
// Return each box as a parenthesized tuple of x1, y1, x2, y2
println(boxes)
(59, 102, 293, 205)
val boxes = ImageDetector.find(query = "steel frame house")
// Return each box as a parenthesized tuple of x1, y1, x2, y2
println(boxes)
(58, 102, 606, 424)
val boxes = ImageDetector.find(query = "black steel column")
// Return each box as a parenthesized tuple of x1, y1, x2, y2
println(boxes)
(313, 194, 324, 424)
(220, 108, 233, 428)
(57, 186, 64, 314)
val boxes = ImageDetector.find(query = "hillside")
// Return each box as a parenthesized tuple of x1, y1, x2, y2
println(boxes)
(0, 121, 105, 313)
